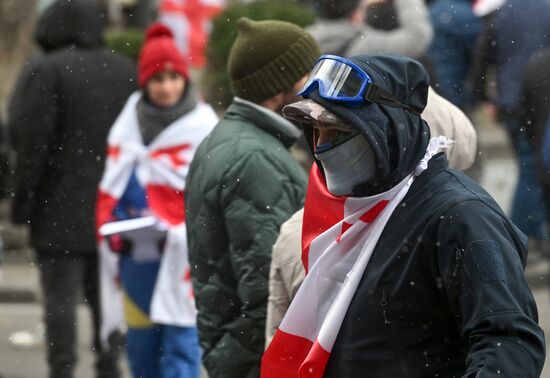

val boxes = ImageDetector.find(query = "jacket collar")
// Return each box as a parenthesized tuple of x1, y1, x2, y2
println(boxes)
(225, 97, 301, 148)
(405, 152, 449, 199)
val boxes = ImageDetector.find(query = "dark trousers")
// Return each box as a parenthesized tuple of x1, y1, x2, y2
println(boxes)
(36, 251, 120, 378)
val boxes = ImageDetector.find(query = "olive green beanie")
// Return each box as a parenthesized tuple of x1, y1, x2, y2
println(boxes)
(228, 17, 321, 104)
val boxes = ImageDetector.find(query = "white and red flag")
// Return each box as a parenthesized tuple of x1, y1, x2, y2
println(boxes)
(158, 0, 224, 68)
(261, 137, 449, 377)
(472, 0, 505, 16)
(96, 92, 218, 346)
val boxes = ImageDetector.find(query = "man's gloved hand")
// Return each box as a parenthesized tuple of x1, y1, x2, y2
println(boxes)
(107, 234, 132, 255)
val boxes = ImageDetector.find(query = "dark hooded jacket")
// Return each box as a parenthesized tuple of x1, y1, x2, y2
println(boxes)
(8, 0, 136, 253)
(303, 54, 545, 377)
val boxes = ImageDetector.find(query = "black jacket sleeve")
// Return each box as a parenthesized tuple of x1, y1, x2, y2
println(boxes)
(436, 199, 545, 378)
(7, 57, 58, 224)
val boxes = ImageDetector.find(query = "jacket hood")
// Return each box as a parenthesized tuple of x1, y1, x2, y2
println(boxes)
(35, 0, 104, 52)
(305, 53, 431, 195)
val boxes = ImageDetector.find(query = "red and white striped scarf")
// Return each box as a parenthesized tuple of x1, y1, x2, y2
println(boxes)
(96, 92, 217, 345)
(262, 137, 448, 377)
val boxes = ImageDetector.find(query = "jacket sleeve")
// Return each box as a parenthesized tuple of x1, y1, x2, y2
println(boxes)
(214, 150, 306, 373)
(266, 208, 306, 347)
(423, 87, 477, 171)
(7, 57, 58, 224)
(436, 199, 545, 378)
(347, 0, 433, 59)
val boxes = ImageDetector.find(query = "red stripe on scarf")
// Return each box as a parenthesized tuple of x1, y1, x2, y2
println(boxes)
(107, 145, 120, 160)
(360, 200, 389, 223)
(150, 143, 191, 168)
(147, 184, 185, 225)
(302, 164, 346, 272)
(262, 329, 330, 378)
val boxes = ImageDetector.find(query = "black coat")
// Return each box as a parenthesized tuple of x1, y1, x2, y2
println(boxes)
(521, 48, 550, 193)
(8, 0, 136, 253)
(324, 154, 545, 377)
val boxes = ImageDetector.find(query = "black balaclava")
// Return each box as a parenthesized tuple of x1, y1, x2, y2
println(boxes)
(304, 53, 431, 196)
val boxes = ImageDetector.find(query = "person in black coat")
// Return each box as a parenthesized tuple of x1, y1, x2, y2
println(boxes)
(7, 1, 136, 377)
(280, 53, 545, 377)
(521, 48, 550, 224)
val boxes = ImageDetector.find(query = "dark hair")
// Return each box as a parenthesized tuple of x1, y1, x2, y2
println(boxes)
(366, 3, 399, 31)
(317, 0, 361, 19)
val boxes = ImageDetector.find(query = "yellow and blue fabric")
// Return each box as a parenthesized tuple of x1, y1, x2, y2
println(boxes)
(116, 170, 201, 378)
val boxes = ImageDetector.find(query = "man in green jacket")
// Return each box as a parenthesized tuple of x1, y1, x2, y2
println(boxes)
(185, 18, 320, 378)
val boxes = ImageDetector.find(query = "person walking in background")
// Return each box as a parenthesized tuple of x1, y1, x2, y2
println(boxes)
(185, 17, 320, 378)
(522, 47, 550, 222)
(262, 53, 545, 377)
(7, 1, 136, 377)
(96, 23, 218, 378)
(472, 0, 550, 243)
(307, 0, 432, 59)
(427, 0, 481, 109)
(0, 117, 7, 278)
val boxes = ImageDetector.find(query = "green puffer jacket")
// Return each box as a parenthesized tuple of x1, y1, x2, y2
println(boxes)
(185, 98, 308, 378)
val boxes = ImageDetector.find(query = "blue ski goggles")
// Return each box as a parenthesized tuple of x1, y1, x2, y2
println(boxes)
(298, 55, 420, 114)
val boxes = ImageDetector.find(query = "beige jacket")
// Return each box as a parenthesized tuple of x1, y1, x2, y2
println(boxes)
(423, 87, 477, 171)
(265, 208, 304, 346)
(265, 89, 478, 346)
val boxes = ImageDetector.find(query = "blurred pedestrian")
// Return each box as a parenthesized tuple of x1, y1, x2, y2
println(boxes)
(0, 117, 6, 276)
(307, 0, 433, 59)
(7, 1, 136, 377)
(521, 47, 550, 260)
(262, 53, 545, 377)
(96, 22, 218, 378)
(0, 118, 8, 201)
(185, 17, 320, 378)
(265, 86, 478, 345)
(472, 0, 550, 241)
(427, 0, 482, 109)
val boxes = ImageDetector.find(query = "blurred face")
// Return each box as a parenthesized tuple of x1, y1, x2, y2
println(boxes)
(273, 75, 310, 114)
(146, 70, 186, 108)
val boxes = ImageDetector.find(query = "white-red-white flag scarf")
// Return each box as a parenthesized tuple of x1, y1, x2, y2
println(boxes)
(96, 92, 217, 345)
(261, 137, 449, 377)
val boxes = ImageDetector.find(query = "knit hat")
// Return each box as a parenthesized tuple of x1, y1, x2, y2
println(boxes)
(138, 23, 189, 87)
(228, 17, 321, 104)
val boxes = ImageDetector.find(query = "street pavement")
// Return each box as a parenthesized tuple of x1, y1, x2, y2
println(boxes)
(0, 115, 549, 377)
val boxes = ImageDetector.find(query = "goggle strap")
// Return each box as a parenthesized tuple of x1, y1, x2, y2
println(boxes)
(364, 83, 421, 115)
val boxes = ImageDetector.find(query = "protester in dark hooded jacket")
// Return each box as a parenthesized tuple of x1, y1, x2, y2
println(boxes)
(262, 53, 545, 377)
(7, 1, 135, 377)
